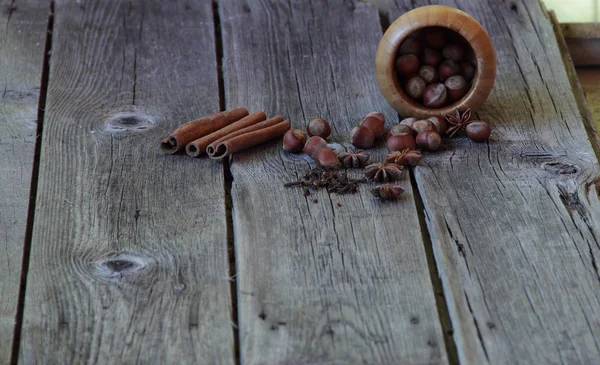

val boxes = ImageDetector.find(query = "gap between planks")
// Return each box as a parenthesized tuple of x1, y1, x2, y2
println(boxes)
(375, 8, 461, 365)
(212, 1, 241, 364)
(10, 2, 55, 364)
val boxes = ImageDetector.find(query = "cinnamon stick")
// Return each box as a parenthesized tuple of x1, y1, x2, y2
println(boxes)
(185, 111, 267, 157)
(160, 107, 249, 154)
(206, 115, 285, 157)
(209, 120, 291, 159)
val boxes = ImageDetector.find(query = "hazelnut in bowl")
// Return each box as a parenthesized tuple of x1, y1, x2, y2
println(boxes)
(375, 5, 496, 119)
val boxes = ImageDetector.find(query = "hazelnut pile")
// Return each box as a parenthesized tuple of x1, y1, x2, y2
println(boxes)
(283, 117, 340, 168)
(396, 27, 476, 108)
(282, 109, 491, 201)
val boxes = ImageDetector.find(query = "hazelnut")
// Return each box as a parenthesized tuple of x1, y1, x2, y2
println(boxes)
(439, 59, 460, 81)
(404, 75, 426, 100)
(398, 37, 422, 56)
(315, 148, 340, 168)
(418, 65, 439, 84)
(395, 54, 420, 75)
(426, 116, 447, 135)
(400, 117, 417, 128)
(283, 129, 307, 153)
(387, 133, 416, 152)
(442, 43, 465, 61)
(360, 115, 386, 138)
(416, 130, 442, 151)
(351, 125, 375, 149)
(422, 47, 442, 66)
(425, 27, 446, 49)
(306, 118, 331, 139)
(422, 83, 447, 108)
(304, 136, 327, 158)
(411, 119, 437, 134)
(386, 124, 414, 139)
(460, 61, 475, 81)
(445, 75, 469, 101)
(465, 121, 491, 142)
(364, 112, 385, 123)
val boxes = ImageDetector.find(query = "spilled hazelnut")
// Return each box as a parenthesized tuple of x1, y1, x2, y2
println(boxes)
(306, 118, 331, 139)
(416, 130, 441, 151)
(283, 129, 307, 153)
(304, 136, 327, 158)
(351, 125, 375, 149)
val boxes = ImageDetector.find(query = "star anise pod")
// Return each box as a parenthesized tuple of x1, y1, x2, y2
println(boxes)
(338, 150, 370, 168)
(370, 184, 405, 200)
(386, 148, 422, 167)
(364, 162, 403, 182)
(445, 108, 472, 138)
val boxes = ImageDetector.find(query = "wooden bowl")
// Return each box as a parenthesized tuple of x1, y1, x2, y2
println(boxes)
(375, 5, 496, 119)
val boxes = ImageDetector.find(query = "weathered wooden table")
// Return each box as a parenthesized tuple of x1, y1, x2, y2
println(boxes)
(2, 0, 600, 364)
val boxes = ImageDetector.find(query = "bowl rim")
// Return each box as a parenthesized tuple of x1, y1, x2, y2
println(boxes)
(376, 5, 496, 118)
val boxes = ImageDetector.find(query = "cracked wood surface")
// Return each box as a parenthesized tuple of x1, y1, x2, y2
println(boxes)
(16, 0, 234, 363)
(220, 1, 447, 364)
(371, 0, 600, 364)
(0, 0, 48, 363)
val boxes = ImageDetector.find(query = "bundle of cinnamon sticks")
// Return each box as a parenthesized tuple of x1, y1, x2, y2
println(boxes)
(160, 107, 290, 159)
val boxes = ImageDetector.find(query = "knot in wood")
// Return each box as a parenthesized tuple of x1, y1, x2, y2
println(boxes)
(542, 161, 579, 175)
(103, 112, 155, 133)
(94, 253, 149, 279)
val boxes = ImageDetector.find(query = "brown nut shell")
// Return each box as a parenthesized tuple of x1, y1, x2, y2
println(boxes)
(416, 130, 441, 151)
(351, 125, 376, 149)
(425, 27, 447, 49)
(442, 43, 465, 61)
(283, 129, 307, 153)
(418, 65, 439, 84)
(422, 47, 442, 66)
(445, 75, 469, 101)
(400, 117, 418, 128)
(411, 119, 437, 134)
(422, 83, 447, 108)
(404, 75, 426, 100)
(360, 116, 386, 138)
(315, 148, 340, 168)
(306, 118, 331, 139)
(465, 121, 491, 142)
(364, 112, 385, 123)
(427, 116, 447, 134)
(398, 37, 422, 56)
(386, 124, 414, 139)
(387, 133, 416, 152)
(395, 54, 420, 75)
(439, 59, 460, 82)
(304, 136, 328, 158)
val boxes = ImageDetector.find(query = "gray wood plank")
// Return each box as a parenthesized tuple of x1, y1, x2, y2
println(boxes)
(0, 0, 48, 363)
(220, 1, 447, 364)
(373, 0, 600, 364)
(18, 1, 234, 363)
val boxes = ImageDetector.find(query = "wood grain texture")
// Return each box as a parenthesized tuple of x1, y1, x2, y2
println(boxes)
(18, 1, 234, 363)
(0, 0, 48, 363)
(220, 1, 447, 364)
(374, 0, 600, 364)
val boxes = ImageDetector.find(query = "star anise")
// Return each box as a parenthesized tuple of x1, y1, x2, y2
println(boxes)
(386, 148, 422, 167)
(364, 162, 403, 182)
(338, 150, 370, 168)
(370, 184, 405, 200)
(445, 108, 472, 137)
